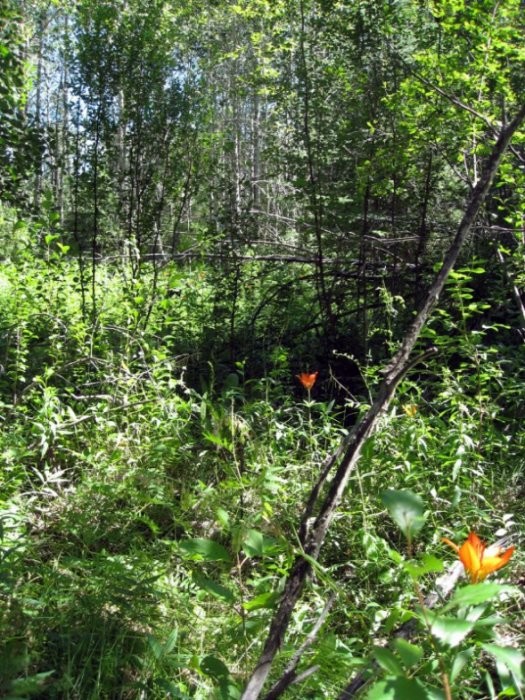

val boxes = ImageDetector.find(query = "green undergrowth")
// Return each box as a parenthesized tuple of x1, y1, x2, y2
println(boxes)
(0, 256, 523, 699)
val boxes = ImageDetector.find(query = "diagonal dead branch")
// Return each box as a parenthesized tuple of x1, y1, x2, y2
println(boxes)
(241, 104, 525, 700)
(263, 592, 337, 700)
(299, 347, 438, 545)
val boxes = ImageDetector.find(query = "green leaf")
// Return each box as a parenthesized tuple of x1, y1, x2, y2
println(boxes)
(381, 489, 426, 540)
(393, 638, 424, 669)
(482, 644, 525, 686)
(403, 554, 444, 578)
(9, 671, 55, 694)
(429, 614, 475, 647)
(450, 647, 475, 683)
(147, 629, 178, 661)
(243, 529, 265, 557)
(243, 591, 280, 611)
(366, 676, 445, 699)
(445, 584, 517, 610)
(372, 646, 404, 675)
(200, 654, 230, 680)
(179, 538, 231, 563)
(216, 507, 230, 529)
(194, 575, 235, 603)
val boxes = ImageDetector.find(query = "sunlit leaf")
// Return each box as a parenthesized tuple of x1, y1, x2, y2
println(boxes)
(243, 591, 280, 611)
(482, 644, 525, 686)
(445, 584, 517, 610)
(429, 615, 475, 647)
(450, 647, 475, 683)
(179, 538, 231, 563)
(372, 646, 404, 675)
(194, 575, 235, 603)
(381, 489, 426, 540)
(403, 554, 444, 578)
(242, 529, 265, 557)
(366, 676, 445, 699)
(393, 638, 424, 669)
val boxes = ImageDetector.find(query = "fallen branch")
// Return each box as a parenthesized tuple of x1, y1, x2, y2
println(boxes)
(263, 592, 337, 700)
(240, 104, 525, 700)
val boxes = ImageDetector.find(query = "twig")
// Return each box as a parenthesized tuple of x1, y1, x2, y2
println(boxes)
(263, 592, 337, 700)
(404, 65, 496, 133)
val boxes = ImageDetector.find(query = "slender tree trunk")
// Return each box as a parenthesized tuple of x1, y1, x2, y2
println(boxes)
(358, 179, 370, 355)
(72, 100, 87, 320)
(240, 103, 525, 700)
(33, 12, 45, 211)
(251, 92, 260, 210)
(298, 0, 332, 333)
(91, 102, 102, 324)
(414, 151, 434, 303)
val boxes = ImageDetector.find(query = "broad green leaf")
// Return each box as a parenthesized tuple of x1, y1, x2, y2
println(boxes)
(242, 529, 265, 557)
(381, 489, 426, 540)
(240, 529, 279, 558)
(482, 644, 525, 685)
(450, 647, 475, 683)
(194, 575, 235, 603)
(445, 584, 517, 610)
(179, 538, 231, 563)
(147, 635, 164, 661)
(366, 676, 444, 699)
(372, 646, 404, 675)
(243, 591, 280, 611)
(200, 654, 230, 680)
(393, 638, 424, 669)
(404, 554, 444, 578)
(429, 615, 475, 647)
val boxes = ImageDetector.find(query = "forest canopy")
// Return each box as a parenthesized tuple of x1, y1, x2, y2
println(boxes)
(0, 0, 524, 698)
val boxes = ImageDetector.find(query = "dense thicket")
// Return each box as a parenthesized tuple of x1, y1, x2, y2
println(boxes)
(0, 1, 524, 698)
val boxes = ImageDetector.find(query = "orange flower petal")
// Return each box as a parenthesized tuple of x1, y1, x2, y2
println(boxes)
(458, 539, 482, 581)
(296, 371, 318, 390)
(443, 532, 514, 583)
(479, 546, 515, 580)
(466, 532, 485, 557)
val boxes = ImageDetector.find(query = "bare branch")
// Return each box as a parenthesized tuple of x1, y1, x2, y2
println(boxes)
(240, 104, 525, 700)
(263, 592, 337, 700)
(407, 69, 496, 132)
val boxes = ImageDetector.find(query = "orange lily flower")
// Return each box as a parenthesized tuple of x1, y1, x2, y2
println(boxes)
(296, 371, 318, 390)
(442, 532, 515, 583)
